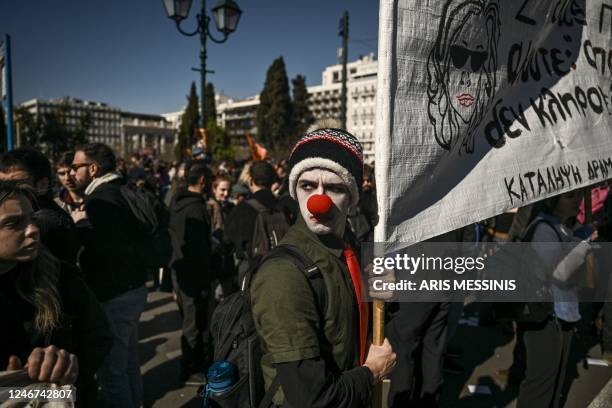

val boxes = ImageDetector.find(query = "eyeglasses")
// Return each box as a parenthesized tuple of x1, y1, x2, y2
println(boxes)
(70, 163, 92, 171)
(450, 45, 488, 72)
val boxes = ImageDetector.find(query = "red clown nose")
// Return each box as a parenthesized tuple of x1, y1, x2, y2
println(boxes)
(307, 194, 333, 216)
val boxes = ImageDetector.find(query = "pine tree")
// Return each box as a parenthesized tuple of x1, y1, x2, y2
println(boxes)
(205, 82, 217, 154)
(0, 105, 6, 153)
(291, 75, 314, 138)
(256, 57, 293, 150)
(205, 82, 216, 126)
(176, 82, 200, 161)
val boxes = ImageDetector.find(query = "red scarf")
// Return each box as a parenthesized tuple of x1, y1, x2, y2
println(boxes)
(343, 244, 369, 365)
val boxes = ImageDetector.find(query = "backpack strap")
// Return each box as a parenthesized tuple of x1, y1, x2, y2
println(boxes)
(248, 244, 326, 408)
(246, 198, 268, 213)
(258, 376, 281, 408)
(522, 218, 563, 243)
(246, 244, 326, 315)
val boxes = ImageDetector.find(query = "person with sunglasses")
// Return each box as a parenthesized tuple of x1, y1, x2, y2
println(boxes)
(54, 151, 84, 216)
(70, 143, 150, 408)
(0, 180, 113, 407)
(0, 148, 80, 265)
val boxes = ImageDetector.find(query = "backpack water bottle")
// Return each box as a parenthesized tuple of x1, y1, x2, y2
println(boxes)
(203, 361, 238, 408)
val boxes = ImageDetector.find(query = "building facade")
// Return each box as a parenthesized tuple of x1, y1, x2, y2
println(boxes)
(214, 54, 378, 162)
(120, 112, 175, 160)
(20, 97, 122, 147)
(216, 94, 259, 157)
(307, 53, 377, 162)
(20, 97, 177, 160)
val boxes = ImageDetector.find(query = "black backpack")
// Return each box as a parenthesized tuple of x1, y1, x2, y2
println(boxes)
(489, 218, 562, 323)
(246, 199, 291, 258)
(120, 183, 173, 268)
(209, 245, 326, 408)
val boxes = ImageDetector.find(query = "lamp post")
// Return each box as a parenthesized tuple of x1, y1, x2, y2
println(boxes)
(162, 0, 242, 131)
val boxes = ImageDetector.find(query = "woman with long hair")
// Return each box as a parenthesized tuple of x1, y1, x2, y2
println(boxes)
(0, 180, 113, 406)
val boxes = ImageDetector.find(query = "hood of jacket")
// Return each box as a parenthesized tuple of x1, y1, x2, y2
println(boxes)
(171, 188, 207, 212)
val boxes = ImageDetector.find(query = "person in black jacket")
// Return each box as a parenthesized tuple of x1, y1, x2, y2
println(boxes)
(70, 143, 148, 408)
(169, 161, 213, 384)
(0, 148, 80, 265)
(225, 161, 278, 259)
(0, 180, 113, 407)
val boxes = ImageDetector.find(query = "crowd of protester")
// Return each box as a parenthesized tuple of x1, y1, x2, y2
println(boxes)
(0, 128, 611, 408)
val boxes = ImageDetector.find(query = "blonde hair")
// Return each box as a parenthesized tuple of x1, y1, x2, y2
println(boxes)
(238, 161, 253, 186)
(16, 248, 63, 335)
(1, 181, 63, 335)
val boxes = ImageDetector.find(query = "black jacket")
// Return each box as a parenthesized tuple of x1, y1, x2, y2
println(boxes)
(33, 195, 80, 265)
(169, 188, 212, 292)
(76, 179, 148, 301)
(224, 189, 278, 260)
(0, 260, 113, 407)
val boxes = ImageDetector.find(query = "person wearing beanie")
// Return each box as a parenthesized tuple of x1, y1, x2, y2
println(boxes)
(250, 128, 396, 407)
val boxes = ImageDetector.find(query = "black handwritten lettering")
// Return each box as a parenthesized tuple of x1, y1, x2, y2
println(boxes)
(588, 87, 604, 114)
(504, 177, 520, 205)
(543, 88, 567, 123)
(558, 91, 579, 118)
(516, 0, 537, 25)
(530, 94, 554, 127)
(537, 170, 548, 195)
(519, 176, 529, 201)
(552, 166, 565, 188)
(550, 48, 570, 77)
(559, 165, 572, 187)
(552, 0, 586, 26)
(485, 99, 506, 148)
(571, 165, 582, 184)
(524, 172, 536, 196)
(599, 3, 612, 34)
(547, 168, 558, 191)
(574, 87, 588, 116)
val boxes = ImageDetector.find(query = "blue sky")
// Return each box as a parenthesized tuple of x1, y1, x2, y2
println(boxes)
(0, 0, 378, 114)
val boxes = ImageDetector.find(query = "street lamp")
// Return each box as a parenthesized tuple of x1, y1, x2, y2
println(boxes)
(162, 0, 242, 131)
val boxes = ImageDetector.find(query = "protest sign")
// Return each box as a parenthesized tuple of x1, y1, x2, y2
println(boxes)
(376, 0, 612, 247)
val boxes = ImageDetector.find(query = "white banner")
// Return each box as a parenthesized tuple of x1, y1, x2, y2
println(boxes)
(375, 0, 612, 247)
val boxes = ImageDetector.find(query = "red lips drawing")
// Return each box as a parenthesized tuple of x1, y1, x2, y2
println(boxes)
(457, 93, 475, 107)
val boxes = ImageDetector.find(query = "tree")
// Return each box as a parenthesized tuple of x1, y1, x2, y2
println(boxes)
(0, 105, 6, 153)
(291, 75, 314, 138)
(207, 119, 235, 161)
(256, 56, 293, 150)
(14, 106, 40, 148)
(205, 82, 217, 127)
(176, 82, 200, 161)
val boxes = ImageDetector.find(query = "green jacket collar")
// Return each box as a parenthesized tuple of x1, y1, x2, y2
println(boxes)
(289, 216, 345, 259)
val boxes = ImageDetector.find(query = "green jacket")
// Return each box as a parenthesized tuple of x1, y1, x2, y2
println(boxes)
(250, 217, 360, 404)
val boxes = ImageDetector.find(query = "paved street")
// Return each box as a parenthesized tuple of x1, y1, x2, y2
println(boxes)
(139, 291, 612, 408)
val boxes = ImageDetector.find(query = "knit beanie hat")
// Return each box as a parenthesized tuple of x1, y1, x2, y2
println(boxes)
(288, 128, 363, 207)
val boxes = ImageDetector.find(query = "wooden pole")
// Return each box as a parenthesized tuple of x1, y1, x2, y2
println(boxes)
(372, 300, 385, 408)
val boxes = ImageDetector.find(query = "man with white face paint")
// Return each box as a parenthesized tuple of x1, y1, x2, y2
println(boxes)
(250, 128, 396, 407)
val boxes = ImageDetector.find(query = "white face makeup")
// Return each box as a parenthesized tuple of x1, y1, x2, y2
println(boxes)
(296, 168, 351, 238)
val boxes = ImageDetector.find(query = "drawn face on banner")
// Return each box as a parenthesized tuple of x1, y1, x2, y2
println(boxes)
(447, 17, 489, 122)
(427, 0, 500, 153)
